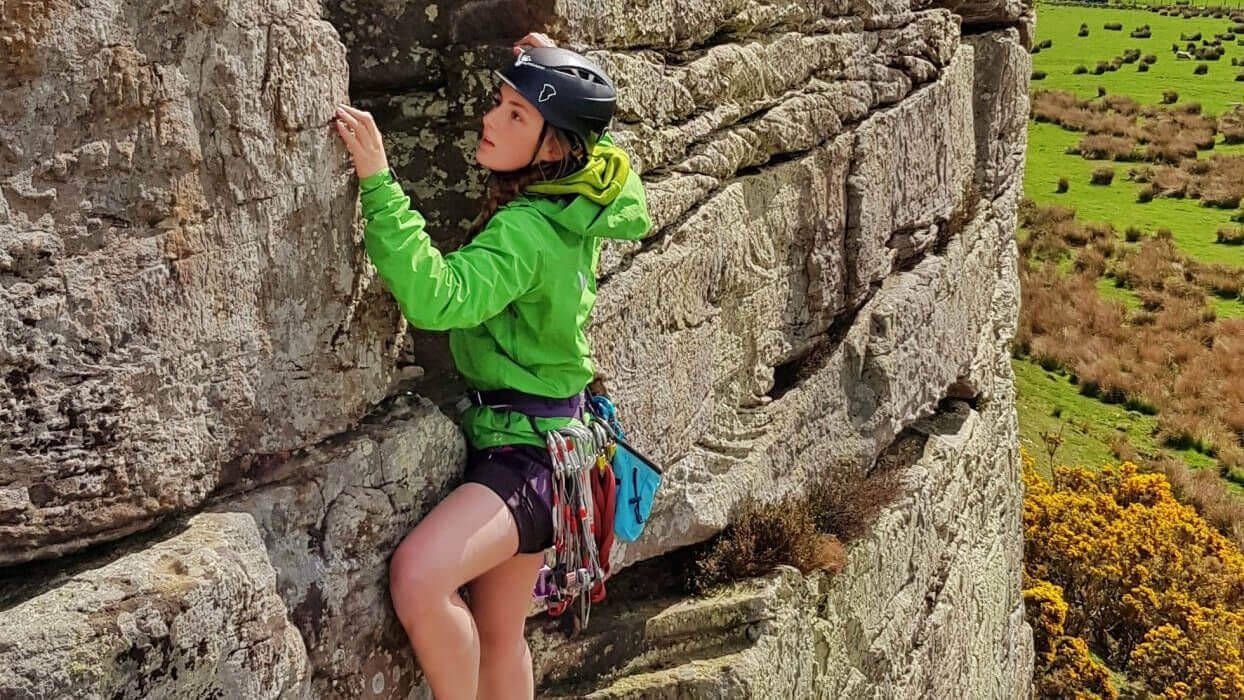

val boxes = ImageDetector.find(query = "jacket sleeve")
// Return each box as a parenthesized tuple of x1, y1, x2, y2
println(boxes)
(358, 168, 543, 331)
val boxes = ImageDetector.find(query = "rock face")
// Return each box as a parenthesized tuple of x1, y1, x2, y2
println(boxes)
(0, 0, 1033, 697)
(0, 0, 407, 565)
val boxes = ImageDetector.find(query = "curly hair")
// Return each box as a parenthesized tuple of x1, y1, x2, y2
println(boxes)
(462, 126, 586, 246)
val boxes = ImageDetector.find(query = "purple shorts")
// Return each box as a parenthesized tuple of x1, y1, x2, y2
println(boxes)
(462, 444, 555, 554)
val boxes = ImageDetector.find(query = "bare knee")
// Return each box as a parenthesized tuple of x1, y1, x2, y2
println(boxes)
(478, 630, 527, 669)
(388, 538, 451, 621)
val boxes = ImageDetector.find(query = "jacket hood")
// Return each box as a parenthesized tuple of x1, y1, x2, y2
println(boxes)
(520, 134, 652, 241)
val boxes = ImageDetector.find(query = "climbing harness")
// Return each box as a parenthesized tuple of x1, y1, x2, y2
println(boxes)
(466, 384, 660, 633)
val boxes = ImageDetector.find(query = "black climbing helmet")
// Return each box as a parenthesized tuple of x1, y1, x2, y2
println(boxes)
(495, 47, 617, 152)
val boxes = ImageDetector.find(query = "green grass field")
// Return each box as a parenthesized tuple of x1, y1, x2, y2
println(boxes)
(1024, 121, 1244, 267)
(1014, 357, 1221, 480)
(1018, 3, 1244, 484)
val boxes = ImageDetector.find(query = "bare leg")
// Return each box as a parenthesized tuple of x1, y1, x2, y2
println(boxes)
(469, 550, 546, 700)
(388, 483, 519, 700)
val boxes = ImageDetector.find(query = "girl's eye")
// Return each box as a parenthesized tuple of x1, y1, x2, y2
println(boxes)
(511, 110, 521, 121)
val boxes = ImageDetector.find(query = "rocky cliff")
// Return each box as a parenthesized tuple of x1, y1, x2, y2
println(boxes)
(0, 0, 1033, 697)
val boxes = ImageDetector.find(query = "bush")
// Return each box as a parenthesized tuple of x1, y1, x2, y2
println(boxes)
(1125, 225, 1143, 242)
(1057, 177, 1069, 193)
(1079, 27, 1090, 37)
(1237, 72, 1244, 81)
(1032, 70, 1047, 81)
(1137, 185, 1156, 203)
(1142, 54, 1157, 64)
(1091, 167, 1116, 185)
(1122, 48, 1141, 63)
(1039, 38, 1052, 49)
(690, 493, 845, 593)
(1093, 61, 1107, 75)
(1194, 63, 1209, 74)
(1217, 226, 1244, 244)
(1162, 90, 1178, 103)
(1097, 85, 1107, 97)
(1073, 64, 1087, 74)
(1105, 22, 1123, 30)
(1233, 23, 1244, 33)
(1138, 63, 1149, 72)
(1031, 45, 1041, 55)
(1023, 458, 1244, 698)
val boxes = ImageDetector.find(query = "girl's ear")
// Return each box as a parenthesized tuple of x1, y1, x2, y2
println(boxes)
(540, 128, 570, 163)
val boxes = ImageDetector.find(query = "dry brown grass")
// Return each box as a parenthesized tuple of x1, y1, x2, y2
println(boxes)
(1153, 456, 1244, 547)
(1017, 199, 1244, 481)
(1032, 90, 1219, 168)
(1073, 133, 1140, 160)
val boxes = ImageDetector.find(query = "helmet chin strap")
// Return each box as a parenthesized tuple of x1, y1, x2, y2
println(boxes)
(528, 121, 550, 170)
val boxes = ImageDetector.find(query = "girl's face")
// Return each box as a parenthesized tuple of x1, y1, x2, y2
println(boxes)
(475, 83, 563, 171)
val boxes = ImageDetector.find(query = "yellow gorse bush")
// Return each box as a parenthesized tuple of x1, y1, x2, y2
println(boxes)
(1023, 451, 1244, 699)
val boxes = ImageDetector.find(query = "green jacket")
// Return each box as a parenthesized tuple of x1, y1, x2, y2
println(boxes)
(358, 134, 652, 450)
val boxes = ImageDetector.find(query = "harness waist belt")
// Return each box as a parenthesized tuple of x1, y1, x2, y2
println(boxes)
(467, 388, 585, 419)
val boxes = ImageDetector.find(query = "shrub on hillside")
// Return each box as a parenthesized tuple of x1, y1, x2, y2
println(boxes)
(1122, 48, 1141, 63)
(1097, 85, 1107, 97)
(1104, 22, 1123, 30)
(1237, 72, 1244, 81)
(1162, 90, 1178, 103)
(1142, 53, 1156, 64)
(1031, 70, 1047, 81)
(1137, 185, 1156, 203)
(1090, 167, 1115, 185)
(1125, 226, 1144, 242)
(1181, 31, 1202, 41)
(1024, 578, 1120, 700)
(1023, 457, 1244, 699)
(1194, 63, 1209, 74)
(1039, 38, 1052, 49)
(1233, 23, 1244, 33)
(1137, 63, 1149, 72)
(1073, 64, 1087, 74)
(1079, 26, 1089, 37)
(1093, 61, 1107, 75)
(1057, 177, 1069, 193)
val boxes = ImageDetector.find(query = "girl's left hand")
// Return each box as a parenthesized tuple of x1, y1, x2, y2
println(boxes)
(334, 104, 389, 180)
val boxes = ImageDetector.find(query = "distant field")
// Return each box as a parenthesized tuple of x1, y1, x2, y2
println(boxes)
(1031, 4, 1244, 115)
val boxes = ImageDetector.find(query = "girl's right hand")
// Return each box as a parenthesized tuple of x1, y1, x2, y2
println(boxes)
(334, 104, 390, 180)
(512, 32, 556, 54)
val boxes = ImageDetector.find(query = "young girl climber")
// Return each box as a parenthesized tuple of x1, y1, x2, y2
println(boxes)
(333, 35, 651, 700)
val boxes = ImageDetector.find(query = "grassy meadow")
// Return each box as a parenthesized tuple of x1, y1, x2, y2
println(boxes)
(1016, 3, 1244, 491)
